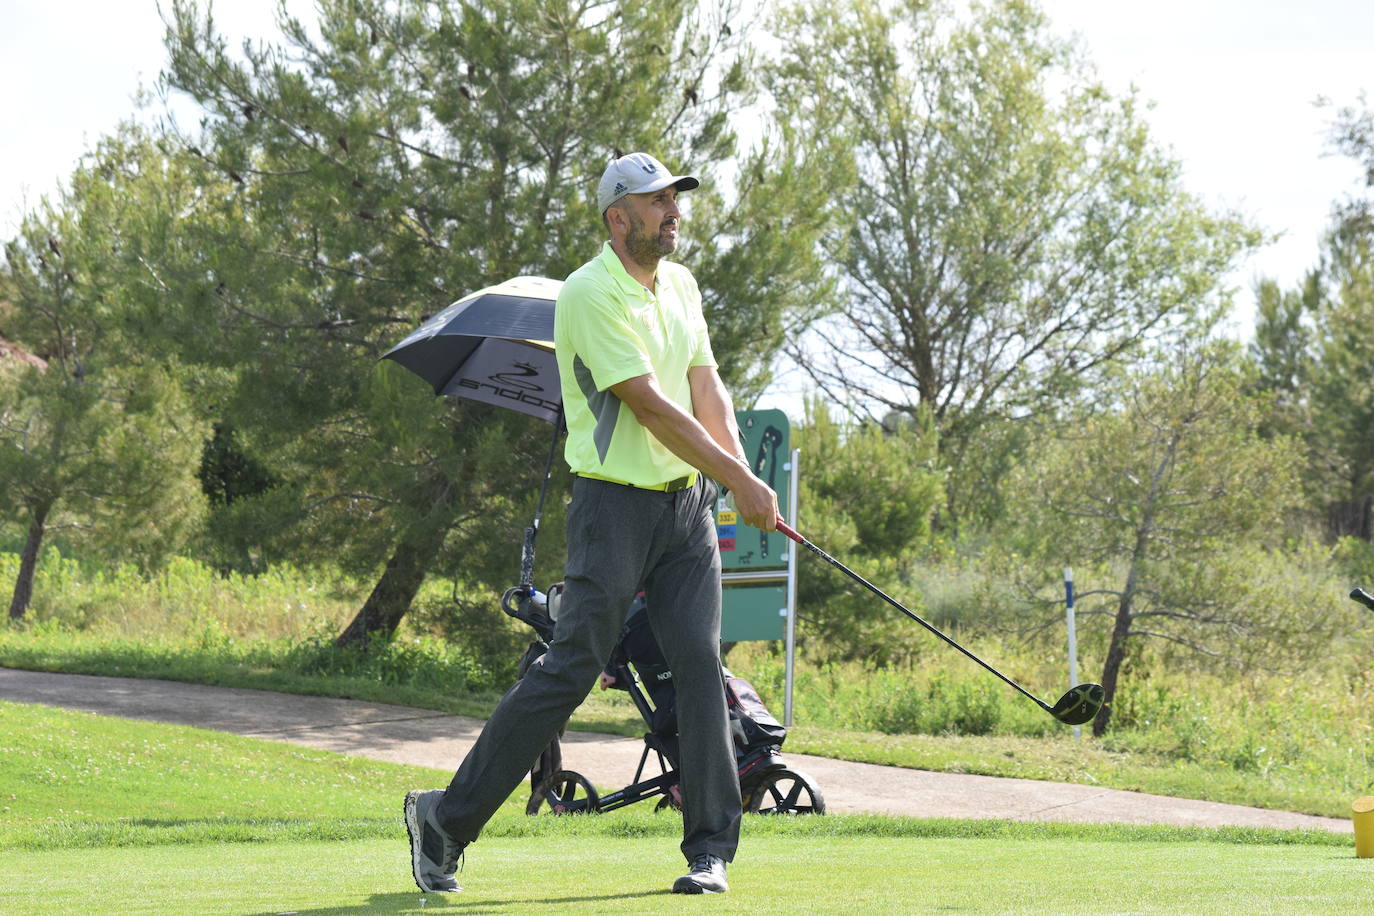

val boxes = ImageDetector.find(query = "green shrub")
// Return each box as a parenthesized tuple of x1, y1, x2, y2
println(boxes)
(727, 641, 1059, 738)
(1332, 537, 1374, 585)
(0, 549, 508, 696)
(407, 590, 532, 687)
(862, 671, 1004, 735)
(2, 546, 361, 639)
(282, 631, 495, 694)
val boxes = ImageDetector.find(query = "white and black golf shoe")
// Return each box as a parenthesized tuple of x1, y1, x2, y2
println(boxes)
(404, 789, 465, 893)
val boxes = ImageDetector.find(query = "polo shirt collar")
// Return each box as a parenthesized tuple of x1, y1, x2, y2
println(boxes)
(597, 241, 657, 298)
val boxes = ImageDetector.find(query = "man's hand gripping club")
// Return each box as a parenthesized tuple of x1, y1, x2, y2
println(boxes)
(609, 370, 778, 531)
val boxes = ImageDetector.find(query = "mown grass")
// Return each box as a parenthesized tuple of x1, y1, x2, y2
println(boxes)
(4, 699, 1347, 845)
(0, 702, 1365, 915)
(6, 546, 1374, 821)
(0, 698, 1345, 849)
(0, 700, 436, 846)
(8, 834, 1374, 915)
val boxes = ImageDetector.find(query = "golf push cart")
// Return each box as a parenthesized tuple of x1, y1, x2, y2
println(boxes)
(501, 582, 826, 817)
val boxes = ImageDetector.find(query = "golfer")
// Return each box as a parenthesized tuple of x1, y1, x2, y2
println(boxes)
(406, 152, 778, 896)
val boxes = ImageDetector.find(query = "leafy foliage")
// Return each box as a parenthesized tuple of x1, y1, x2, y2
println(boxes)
(139, 0, 836, 641)
(1249, 97, 1374, 530)
(791, 399, 944, 665)
(768, 0, 1260, 522)
(0, 132, 209, 618)
(1011, 343, 1304, 732)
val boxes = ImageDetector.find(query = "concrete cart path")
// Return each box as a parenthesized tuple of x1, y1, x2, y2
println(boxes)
(1, 666, 1351, 834)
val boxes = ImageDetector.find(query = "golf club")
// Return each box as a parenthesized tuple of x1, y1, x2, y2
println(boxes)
(1350, 587, 1374, 612)
(774, 518, 1105, 726)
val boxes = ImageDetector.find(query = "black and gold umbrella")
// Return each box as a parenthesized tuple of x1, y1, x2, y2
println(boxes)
(382, 275, 562, 424)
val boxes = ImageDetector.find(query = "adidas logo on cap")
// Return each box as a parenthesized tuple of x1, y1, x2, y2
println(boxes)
(596, 152, 700, 213)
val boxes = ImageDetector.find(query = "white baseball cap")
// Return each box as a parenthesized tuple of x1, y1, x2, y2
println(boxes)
(596, 152, 699, 213)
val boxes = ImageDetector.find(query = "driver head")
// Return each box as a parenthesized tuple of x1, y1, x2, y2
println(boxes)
(1050, 684, 1105, 725)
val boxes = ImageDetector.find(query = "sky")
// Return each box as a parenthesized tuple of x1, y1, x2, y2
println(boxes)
(2, 1, 1370, 345)
(1044, 0, 1372, 307)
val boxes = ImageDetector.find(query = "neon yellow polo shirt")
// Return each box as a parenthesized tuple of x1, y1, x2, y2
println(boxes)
(554, 242, 717, 486)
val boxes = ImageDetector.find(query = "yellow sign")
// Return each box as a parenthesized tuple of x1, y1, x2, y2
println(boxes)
(719, 511, 737, 525)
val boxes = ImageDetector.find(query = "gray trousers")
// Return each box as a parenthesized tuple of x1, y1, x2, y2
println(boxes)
(435, 475, 742, 862)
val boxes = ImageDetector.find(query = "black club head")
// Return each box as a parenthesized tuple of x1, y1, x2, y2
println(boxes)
(1049, 684, 1105, 725)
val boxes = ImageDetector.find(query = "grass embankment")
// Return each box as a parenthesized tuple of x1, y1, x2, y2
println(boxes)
(0, 702, 1363, 915)
(5, 548, 1374, 819)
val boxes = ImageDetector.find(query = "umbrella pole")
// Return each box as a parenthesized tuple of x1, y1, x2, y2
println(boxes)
(519, 407, 564, 588)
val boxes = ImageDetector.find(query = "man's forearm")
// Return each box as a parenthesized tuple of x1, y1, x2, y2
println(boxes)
(629, 395, 755, 491)
(607, 373, 775, 530)
(689, 367, 746, 462)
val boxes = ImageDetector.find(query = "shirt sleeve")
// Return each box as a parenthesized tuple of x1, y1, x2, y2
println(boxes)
(556, 275, 653, 391)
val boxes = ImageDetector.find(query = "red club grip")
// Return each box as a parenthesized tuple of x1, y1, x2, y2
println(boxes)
(775, 518, 802, 542)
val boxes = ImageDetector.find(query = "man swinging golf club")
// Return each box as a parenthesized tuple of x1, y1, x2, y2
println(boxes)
(405, 152, 779, 895)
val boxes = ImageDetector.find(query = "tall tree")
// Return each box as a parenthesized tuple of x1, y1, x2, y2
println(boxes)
(152, 0, 838, 644)
(1306, 220, 1374, 527)
(1327, 92, 1374, 187)
(1249, 274, 1319, 420)
(0, 133, 208, 620)
(1249, 97, 1374, 535)
(768, 0, 1260, 523)
(1012, 344, 1302, 734)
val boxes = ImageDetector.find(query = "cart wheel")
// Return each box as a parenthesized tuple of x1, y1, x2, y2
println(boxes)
(526, 770, 600, 815)
(743, 768, 825, 815)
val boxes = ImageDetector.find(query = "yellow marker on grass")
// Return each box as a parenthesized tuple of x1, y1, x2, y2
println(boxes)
(1352, 797, 1374, 857)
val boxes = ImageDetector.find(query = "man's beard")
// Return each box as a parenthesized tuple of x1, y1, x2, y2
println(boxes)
(624, 208, 677, 266)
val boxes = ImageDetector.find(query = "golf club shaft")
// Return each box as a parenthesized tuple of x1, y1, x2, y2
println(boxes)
(774, 519, 1051, 713)
(520, 408, 564, 588)
(1351, 588, 1374, 611)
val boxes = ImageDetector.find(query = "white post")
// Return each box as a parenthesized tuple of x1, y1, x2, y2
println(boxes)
(1064, 567, 1080, 739)
(784, 448, 800, 727)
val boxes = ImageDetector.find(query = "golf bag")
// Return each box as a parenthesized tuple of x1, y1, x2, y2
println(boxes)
(604, 593, 787, 771)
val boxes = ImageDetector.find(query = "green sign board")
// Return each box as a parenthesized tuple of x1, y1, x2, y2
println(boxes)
(718, 409, 791, 643)
(721, 584, 786, 642)
(715, 409, 791, 570)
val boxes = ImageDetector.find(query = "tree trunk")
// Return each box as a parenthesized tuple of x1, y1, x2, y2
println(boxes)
(1094, 523, 1153, 738)
(1326, 496, 1373, 541)
(8, 501, 52, 621)
(1093, 433, 1176, 735)
(335, 473, 456, 648)
(334, 527, 447, 648)
(1092, 587, 1134, 737)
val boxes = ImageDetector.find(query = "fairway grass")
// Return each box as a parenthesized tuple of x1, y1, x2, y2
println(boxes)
(2, 699, 1367, 913)
(0, 700, 447, 835)
(1, 833, 1368, 915)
